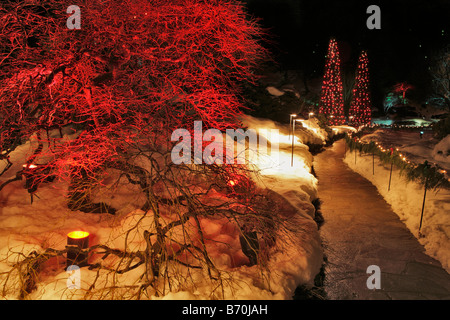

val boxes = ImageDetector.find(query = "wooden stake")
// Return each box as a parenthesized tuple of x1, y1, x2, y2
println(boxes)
(388, 161, 393, 191)
(419, 176, 428, 234)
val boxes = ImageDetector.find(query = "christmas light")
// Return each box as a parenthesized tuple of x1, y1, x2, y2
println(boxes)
(227, 179, 237, 187)
(349, 51, 371, 126)
(318, 39, 345, 126)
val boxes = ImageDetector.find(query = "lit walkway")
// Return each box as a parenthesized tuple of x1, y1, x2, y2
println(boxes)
(314, 139, 450, 300)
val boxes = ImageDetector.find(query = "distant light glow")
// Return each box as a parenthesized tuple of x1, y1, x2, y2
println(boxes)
(23, 164, 38, 169)
(68, 231, 90, 239)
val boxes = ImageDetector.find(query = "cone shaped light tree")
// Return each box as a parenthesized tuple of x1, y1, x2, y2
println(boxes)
(349, 51, 372, 125)
(318, 38, 345, 125)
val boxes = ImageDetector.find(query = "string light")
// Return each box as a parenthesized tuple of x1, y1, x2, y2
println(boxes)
(347, 138, 447, 181)
(318, 38, 345, 126)
(349, 51, 371, 126)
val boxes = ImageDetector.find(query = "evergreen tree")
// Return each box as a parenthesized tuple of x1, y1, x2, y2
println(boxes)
(318, 38, 345, 125)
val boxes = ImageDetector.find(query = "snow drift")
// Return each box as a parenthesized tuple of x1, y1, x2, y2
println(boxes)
(0, 115, 326, 300)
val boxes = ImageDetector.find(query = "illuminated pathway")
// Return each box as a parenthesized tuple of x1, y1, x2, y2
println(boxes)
(314, 139, 450, 299)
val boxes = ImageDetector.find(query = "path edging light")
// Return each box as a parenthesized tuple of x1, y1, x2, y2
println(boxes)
(66, 231, 90, 268)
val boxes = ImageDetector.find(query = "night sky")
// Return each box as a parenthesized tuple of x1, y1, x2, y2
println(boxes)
(244, 0, 449, 108)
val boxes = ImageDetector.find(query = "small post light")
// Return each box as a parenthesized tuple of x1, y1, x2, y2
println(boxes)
(22, 164, 39, 194)
(420, 131, 424, 139)
(67, 231, 90, 268)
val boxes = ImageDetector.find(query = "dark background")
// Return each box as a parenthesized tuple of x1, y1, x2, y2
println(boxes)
(243, 0, 449, 112)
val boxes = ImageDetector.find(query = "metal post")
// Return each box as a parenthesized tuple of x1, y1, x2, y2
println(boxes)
(372, 151, 375, 175)
(291, 120, 295, 166)
(419, 175, 428, 234)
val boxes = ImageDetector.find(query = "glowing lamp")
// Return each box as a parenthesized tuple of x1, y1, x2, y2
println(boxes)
(67, 231, 90, 268)
(23, 164, 38, 169)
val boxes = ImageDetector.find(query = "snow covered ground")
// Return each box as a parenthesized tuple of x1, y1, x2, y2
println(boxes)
(0, 116, 327, 300)
(343, 130, 450, 272)
(360, 129, 449, 172)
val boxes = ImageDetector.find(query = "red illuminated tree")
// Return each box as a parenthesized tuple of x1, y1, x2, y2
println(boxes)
(318, 38, 345, 125)
(0, 0, 267, 194)
(349, 51, 371, 126)
(393, 82, 414, 104)
(0, 0, 290, 299)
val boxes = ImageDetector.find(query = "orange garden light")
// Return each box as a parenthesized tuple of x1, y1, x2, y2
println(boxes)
(289, 114, 297, 140)
(66, 231, 90, 268)
(227, 179, 237, 187)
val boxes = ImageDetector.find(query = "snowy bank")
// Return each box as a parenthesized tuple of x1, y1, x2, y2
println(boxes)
(0, 116, 326, 300)
(343, 148, 450, 272)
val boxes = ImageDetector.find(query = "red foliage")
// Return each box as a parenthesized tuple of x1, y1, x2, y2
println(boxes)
(0, 0, 267, 193)
(393, 82, 414, 100)
(318, 38, 345, 125)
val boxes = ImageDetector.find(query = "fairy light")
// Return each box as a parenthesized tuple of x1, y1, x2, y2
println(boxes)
(349, 51, 372, 126)
(348, 137, 448, 181)
(318, 38, 345, 126)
